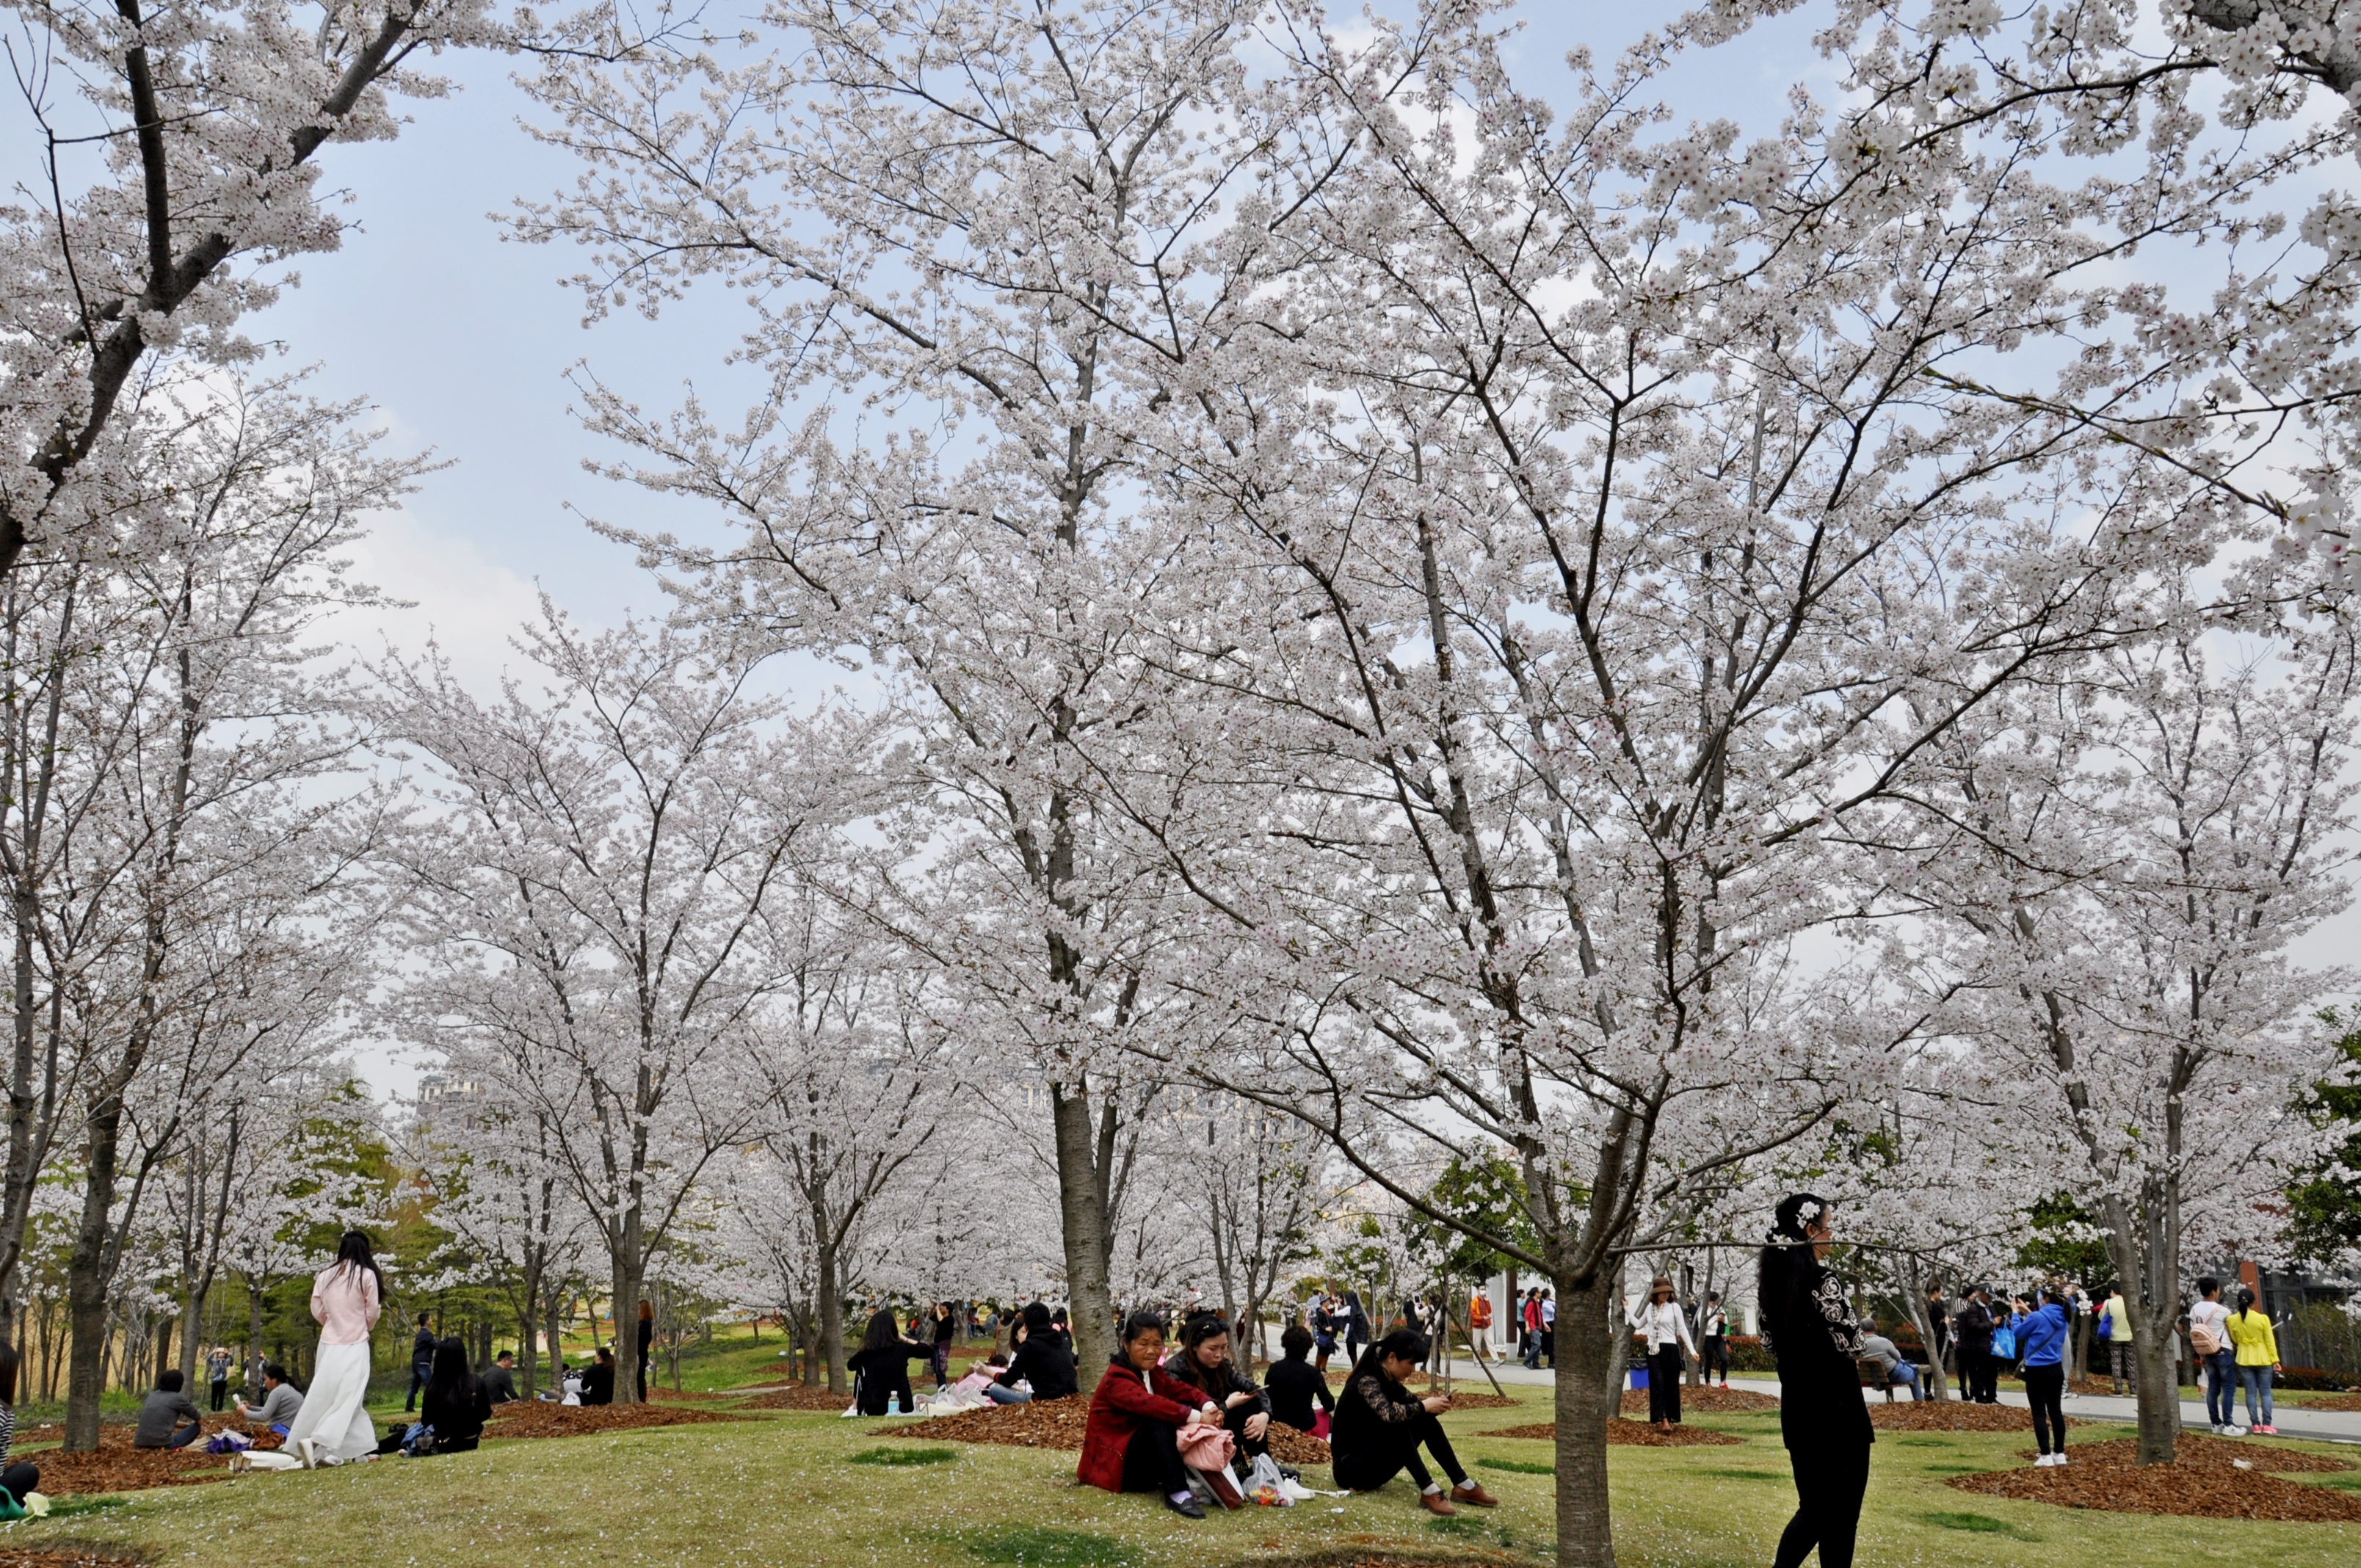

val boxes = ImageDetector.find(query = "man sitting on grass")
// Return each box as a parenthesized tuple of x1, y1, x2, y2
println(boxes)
(481, 1351, 520, 1404)
(134, 1369, 206, 1449)
(234, 1362, 305, 1435)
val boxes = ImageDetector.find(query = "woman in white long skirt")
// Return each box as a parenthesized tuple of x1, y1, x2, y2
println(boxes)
(286, 1230, 384, 1467)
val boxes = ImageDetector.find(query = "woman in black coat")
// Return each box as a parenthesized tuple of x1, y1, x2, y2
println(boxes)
(1759, 1191, 1875, 1568)
(418, 1336, 493, 1453)
(1162, 1312, 1271, 1465)
(846, 1307, 930, 1415)
(1328, 1327, 1496, 1517)
(989, 1302, 1079, 1403)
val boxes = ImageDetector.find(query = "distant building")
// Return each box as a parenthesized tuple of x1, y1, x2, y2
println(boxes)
(416, 1071, 484, 1110)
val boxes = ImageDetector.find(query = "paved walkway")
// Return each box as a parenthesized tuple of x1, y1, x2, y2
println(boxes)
(1399, 1346, 2361, 1445)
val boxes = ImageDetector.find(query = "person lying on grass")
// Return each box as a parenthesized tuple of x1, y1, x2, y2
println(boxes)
(134, 1368, 205, 1450)
(987, 1302, 1078, 1405)
(1328, 1328, 1498, 1517)
(1162, 1310, 1272, 1471)
(1078, 1310, 1227, 1520)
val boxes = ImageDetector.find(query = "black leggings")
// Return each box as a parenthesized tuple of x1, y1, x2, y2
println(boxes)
(1702, 1337, 1729, 1380)
(210, 1380, 228, 1412)
(1647, 1347, 1685, 1423)
(1120, 1418, 1189, 1494)
(1774, 1441, 1870, 1568)
(1332, 1409, 1468, 1493)
(1222, 1402, 1269, 1461)
(2023, 1364, 2066, 1454)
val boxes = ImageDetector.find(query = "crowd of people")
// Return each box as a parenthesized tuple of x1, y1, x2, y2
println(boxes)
(0, 1214, 2298, 1561)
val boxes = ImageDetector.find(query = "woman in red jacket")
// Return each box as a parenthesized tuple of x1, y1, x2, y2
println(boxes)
(1077, 1312, 1222, 1519)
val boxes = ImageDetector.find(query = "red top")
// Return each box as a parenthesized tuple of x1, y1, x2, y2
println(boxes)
(1076, 1361, 1206, 1492)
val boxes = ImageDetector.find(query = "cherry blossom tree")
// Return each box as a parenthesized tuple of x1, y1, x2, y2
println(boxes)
(508, 0, 1353, 1385)
(385, 609, 879, 1402)
(0, 0, 527, 575)
(1898, 597, 2357, 1462)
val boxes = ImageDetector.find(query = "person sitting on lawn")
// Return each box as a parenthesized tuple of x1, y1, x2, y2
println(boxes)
(481, 1350, 519, 1404)
(847, 1307, 930, 1416)
(235, 1362, 305, 1434)
(579, 1347, 616, 1407)
(0, 1345, 38, 1509)
(419, 1337, 493, 1453)
(1328, 1327, 1497, 1518)
(987, 1302, 1078, 1405)
(134, 1368, 206, 1450)
(1263, 1323, 1335, 1436)
(1162, 1310, 1272, 1469)
(1078, 1310, 1224, 1520)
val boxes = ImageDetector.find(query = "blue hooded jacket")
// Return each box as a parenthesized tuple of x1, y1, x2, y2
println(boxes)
(2013, 1302, 2069, 1368)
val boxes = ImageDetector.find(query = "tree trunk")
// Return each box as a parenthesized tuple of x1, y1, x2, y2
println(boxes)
(1049, 1081, 1115, 1392)
(544, 1291, 564, 1394)
(1551, 1271, 1619, 1568)
(62, 1108, 123, 1451)
(2104, 1188, 2182, 1464)
(610, 1248, 643, 1407)
(817, 1238, 848, 1395)
(1898, 1257, 1952, 1402)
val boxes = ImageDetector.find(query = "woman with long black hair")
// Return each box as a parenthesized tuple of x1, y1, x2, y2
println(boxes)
(1162, 1311, 1271, 1467)
(1328, 1327, 1498, 1517)
(421, 1336, 493, 1453)
(287, 1230, 385, 1468)
(1759, 1193, 1874, 1568)
(846, 1307, 929, 1415)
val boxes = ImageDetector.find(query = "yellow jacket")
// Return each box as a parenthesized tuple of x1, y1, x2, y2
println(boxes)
(2225, 1308, 2280, 1368)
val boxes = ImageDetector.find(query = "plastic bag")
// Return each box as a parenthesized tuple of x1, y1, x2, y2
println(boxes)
(206, 1430, 254, 1454)
(1242, 1453, 1292, 1506)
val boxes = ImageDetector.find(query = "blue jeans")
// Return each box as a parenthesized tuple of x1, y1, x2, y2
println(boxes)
(2205, 1350, 2237, 1426)
(2238, 1364, 2274, 1426)
(1888, 1362, 1926, 1401)
(984, 1383, 1030, 1404)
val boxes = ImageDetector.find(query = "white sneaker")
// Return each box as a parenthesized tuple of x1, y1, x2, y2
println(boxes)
(2227, 1425, 2249, 1437)
(2054, 1452, 2068, 1466)
(2034, 1453, 2054, 1467)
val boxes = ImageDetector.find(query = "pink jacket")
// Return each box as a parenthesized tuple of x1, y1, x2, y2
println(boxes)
(311, 1262, 382, 1346)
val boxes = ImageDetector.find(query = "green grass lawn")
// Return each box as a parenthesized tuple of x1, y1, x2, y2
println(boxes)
(4, 1368, 2354, 1566)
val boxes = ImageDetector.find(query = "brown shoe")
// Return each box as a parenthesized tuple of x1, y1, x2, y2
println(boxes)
(1452, 1481, 1501, 1508)
(1419, 1490, 1459, 1517)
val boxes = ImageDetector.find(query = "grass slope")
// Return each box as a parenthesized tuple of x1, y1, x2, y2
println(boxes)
(2, 1373, 2353, 1567)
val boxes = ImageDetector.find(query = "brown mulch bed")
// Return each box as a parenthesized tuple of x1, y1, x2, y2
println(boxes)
(484, 1401, 751, 1441)
(1868, 1401, 2093, 1433)
(1423, 1392, 1519, 1410)
(2300, 1392, 2361, 1412)
(1948, 1440, 2361, 1521)
(11, 1411, 308, 1498)
(734, 1384, 857, 1412)
(1621, 1386, 1778, 1415)
(2018, 1433, 2354, 1473)
(880, 1397, 1092, 1451)
(877, 1400, 1334, 1465)
(1482, 1420, 1742, 1447)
